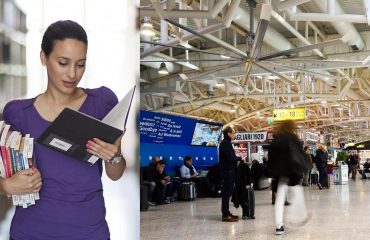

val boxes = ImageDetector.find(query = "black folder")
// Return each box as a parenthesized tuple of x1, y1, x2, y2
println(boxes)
(36, 108, 123, 164)
(37, 86, 136, 164)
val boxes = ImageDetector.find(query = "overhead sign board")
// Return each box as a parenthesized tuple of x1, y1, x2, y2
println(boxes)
(272, 108, 305, 121)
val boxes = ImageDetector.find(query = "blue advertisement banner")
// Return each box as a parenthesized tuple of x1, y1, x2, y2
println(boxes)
(140, 110, 222, 145)
(140, 110, 195, 145)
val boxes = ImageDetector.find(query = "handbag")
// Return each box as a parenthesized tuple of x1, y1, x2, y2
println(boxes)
(288, 141, 310, 175)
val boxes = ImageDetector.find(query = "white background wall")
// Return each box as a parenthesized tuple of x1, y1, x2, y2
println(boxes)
(1, 0, 140, 239)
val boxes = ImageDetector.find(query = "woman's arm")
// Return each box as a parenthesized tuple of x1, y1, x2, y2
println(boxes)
(0, 168, 42, 195)
(104, 158, 126, 181)
(86, 137, 126, 181)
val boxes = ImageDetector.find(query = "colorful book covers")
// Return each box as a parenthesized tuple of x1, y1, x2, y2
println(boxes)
(0, 120, 40, 208)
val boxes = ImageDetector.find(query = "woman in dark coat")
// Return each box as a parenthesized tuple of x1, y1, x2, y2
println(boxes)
(266, 120, 309, 235)
(315, 145, 328, 188)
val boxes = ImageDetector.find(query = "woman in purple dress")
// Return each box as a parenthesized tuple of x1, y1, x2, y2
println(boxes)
(0, 20, 126, 240)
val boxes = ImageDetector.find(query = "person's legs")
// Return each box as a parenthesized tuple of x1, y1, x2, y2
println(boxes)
(318, 167, 325, 189)
(165, 182, 172, 198)
(288, 184, 308, 225)
(322, 169, 328, 188)
(148, 182, 156, 202)
(170, 179, 181, 199)
(271, 178, 278, 204)
(153, 184, 166, 204)
(274, 177, 288, 230)
(221, 170, 235, 218)
(351, 165, 357, 179)
(242, 202, 248, 219)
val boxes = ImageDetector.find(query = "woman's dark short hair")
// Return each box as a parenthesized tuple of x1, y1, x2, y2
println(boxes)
(41, 20, 88, 56)
(184, 156, 192, 162)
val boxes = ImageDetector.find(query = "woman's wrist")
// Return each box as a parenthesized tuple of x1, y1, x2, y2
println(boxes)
(0, 178, 9, 195)
(106, 153, 125, 164)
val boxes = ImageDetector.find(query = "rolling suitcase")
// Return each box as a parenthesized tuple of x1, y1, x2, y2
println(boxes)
(179, 182, 196, 201)
(310, 173, 318, 185)
(243, 186, 255, 219)
(140, 185, 149, 211)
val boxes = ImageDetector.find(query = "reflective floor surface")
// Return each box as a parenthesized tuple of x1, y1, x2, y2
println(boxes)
(141, 178, 370, 240)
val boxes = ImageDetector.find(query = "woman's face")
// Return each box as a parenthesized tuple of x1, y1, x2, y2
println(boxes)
(41, 38, 87, 94)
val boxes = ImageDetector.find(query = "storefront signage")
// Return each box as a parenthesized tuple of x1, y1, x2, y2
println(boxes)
(272, 108, 305, 121)
(234, 132, 267, 142)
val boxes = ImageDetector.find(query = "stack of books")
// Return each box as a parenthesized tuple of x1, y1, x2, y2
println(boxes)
(0, 120, 40, 208)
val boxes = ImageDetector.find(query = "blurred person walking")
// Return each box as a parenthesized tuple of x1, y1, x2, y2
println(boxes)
(267, 120, 310, 235)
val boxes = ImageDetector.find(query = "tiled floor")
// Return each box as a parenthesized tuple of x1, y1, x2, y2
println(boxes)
(141, 178, 370, 239)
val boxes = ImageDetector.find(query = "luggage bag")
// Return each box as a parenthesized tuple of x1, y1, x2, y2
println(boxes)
(310, 173, 318, 185)
(243, 186, 255, 219)
(179, 182, 196, 201)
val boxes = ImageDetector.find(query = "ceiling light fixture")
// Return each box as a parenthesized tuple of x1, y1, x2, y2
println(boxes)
(229, 107, 236, 113)
(215, 80, 225, 87)
(158, 62, 169, 75)
(140, 17, 155, 37)
(220, 55, 231, 59)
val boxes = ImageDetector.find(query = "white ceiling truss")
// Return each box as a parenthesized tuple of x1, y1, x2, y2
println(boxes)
(140, 0, 370, 145)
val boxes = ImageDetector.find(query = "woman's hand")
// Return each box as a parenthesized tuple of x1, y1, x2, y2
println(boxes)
(86, 136, 126, 181)
(86, 137, 121, 162)
(1, 168, 42, 195)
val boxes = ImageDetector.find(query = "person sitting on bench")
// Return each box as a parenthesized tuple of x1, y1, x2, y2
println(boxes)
(180, 156, 206, 196)
(145, 160, 175, 204)
(180, 156, 198, 179)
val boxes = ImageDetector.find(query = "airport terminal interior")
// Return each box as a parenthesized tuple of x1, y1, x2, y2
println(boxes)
(140, 0, 370, 239)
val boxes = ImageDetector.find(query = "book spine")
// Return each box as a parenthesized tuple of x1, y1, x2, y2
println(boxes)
(0, 156, 5, 178)
(6, 147, 14, 176)
(10, 148, 17, 174)
(0, 146, 10, 178)
(18, 152, 26, 170)
(15, 151, 23, 172)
